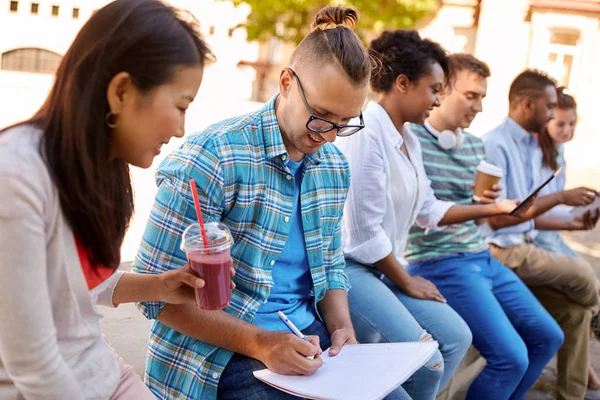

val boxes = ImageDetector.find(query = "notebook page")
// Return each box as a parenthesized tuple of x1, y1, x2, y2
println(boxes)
(253, 342, 438, 400)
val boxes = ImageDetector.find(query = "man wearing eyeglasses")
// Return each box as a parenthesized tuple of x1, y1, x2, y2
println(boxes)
(128, 9, 402, 400)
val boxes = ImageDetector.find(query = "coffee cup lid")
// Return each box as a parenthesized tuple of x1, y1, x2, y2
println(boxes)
(181, 221, 234, 254)
(477, 160, 503, 177)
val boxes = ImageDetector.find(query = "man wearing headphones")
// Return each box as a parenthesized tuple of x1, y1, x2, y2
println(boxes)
(405, 54, 564, 398)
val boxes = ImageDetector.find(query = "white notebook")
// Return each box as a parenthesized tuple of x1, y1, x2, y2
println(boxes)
(253, 341, 438, 400)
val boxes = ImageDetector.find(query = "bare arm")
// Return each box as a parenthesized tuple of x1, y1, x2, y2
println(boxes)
(373, 253, 446, 303)
(317, 289, 354, 334)
(374, 254, 417, 290)
(472, 185, 501, 225)
(488, 187, 597, 230)
(439, 202, 510, 226)
(317, 289, 357, 355)
(535, 209, 599, 231)
(111, 266, 205, 307)
(487, 191, 564, 230)
(534, 216, 577, 231)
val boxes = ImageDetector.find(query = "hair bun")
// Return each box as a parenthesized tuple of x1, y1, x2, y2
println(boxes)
(311, 5, 359, 32)
(557, 86, 573, 96)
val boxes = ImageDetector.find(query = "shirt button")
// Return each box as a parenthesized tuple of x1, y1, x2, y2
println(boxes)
(286, 175, 292, 180)
(284, 216, 290, 223)
(212, 372, 219, 379)
(282, 155, 287, 161)
(270, 260, 275, 266)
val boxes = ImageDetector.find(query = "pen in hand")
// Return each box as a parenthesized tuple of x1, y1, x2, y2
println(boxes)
(277, 311, 324, 363)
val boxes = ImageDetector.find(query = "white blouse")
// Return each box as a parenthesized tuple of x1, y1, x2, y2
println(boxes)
(336, 102, 453, 267)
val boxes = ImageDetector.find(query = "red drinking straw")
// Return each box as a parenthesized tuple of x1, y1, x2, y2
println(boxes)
(189, 179, 209, 249)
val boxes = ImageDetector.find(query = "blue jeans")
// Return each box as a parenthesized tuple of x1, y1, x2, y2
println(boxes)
(217, 319, 411, 400)
(408, 250, 564, 400)
(346, 260, 472, 400)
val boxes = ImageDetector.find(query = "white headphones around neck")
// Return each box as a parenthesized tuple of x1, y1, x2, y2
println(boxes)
(437, 129, 465, 150)
(424, 121, 465, 151)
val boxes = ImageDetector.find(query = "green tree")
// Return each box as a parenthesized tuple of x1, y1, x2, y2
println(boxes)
(225, 0, 440, 44)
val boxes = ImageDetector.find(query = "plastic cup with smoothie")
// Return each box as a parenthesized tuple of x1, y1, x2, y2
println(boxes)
(181, 222, 234, 310)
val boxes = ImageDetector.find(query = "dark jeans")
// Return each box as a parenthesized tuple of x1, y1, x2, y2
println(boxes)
(217, 319, 411, 400)
(217, 319, 330, 400)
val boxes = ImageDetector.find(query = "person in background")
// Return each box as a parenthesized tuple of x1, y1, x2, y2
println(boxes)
(406, 53, 563, 400)
(132, 6, 411, 400)
(337, 30, 524, 400)
(483, 69, 600, 400)
(535, 87, 600, 400)
(0, 0, 219, 399)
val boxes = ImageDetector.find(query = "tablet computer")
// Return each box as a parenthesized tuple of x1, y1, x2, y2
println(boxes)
(509, 167, 563, 216)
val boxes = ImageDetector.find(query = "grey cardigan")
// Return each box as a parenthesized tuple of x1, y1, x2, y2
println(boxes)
(0, 125, 121, 400)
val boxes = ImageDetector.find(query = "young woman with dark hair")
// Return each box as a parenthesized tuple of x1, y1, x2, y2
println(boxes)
(0, 1, 227, 398)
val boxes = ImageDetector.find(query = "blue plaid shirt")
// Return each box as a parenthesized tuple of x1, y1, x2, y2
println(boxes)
(132, 96, 350, 400)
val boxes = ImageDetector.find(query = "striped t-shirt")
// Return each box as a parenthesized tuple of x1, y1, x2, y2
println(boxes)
(405, 124, 488, 264)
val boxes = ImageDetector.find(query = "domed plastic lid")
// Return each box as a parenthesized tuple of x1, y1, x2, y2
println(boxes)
(181, 221, 234, 254)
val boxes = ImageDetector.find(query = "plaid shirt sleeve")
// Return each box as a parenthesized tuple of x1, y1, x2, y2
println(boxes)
(133, 135, 226, 320)
(324, 216, 349, 292)
(324, 167, 350, 292)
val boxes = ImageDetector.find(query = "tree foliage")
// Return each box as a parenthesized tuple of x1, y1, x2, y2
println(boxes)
(224, 0, 440, 44)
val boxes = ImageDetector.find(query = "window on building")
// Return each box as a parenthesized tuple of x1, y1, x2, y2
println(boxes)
(209, 25, 215, 35)
(30, 2, 38, 14)
(546, 29, 580, 87)
(1, 48, 62, 74)
(550, 31, 579, 46)
(9, 1, 18, 12)
(228, 28, 234, 38)
(51, 5, 59, 16)
(72, 7, 79, 19)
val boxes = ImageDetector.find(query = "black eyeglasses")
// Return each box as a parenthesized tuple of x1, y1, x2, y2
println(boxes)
(285, 67, 364, 137)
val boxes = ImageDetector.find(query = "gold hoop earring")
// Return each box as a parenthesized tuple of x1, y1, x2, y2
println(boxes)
(105, 111, 119, 129)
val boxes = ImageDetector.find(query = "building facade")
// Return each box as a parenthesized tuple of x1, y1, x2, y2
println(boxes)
(0, 0, 259, 129)
(0, 0, 262, 261)
(420, 0, 600, 187)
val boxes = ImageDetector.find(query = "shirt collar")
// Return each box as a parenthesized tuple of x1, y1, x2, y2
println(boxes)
(365, 101, 404, 147)
(261, 94, 324, 164)
(504, 116, 534, 145)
